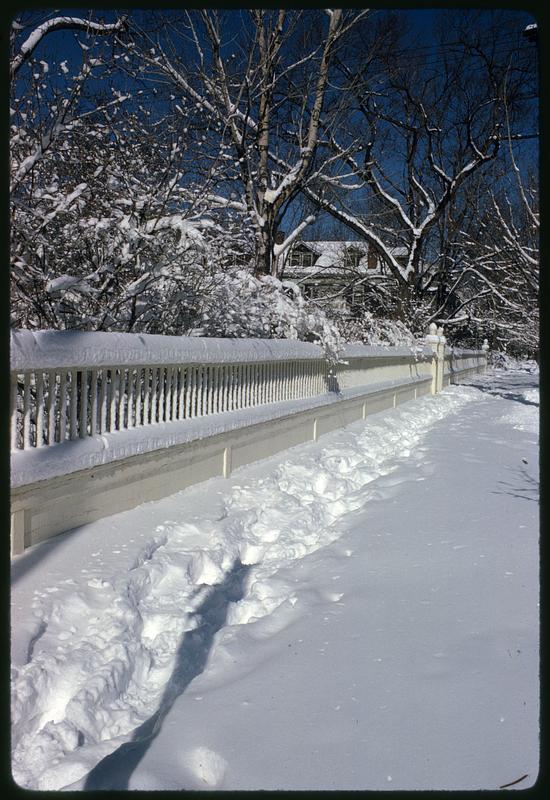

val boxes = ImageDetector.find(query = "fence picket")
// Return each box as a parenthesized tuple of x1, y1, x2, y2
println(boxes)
(10, 374, 18, 451)
(70, 370, 78, 440)
(99, 370, 107, 434)
(36, 372, 44, 447)
(47, 371, 57, 444)
(109, 369, 117, 433)
(143, 367, 151, 424)
(91, 369, 98, 435)
(177, 368, 185, 419)
(23, 373, 31, 449)
(135, 368, 143, 427)
(117, 369, 125, 430)
(189, 367, 197, 417)
(80, 370, 88, 438)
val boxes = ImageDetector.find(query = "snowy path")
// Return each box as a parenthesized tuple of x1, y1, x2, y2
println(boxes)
(10, 370, 539, 790)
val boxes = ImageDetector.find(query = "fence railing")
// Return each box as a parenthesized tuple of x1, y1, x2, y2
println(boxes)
(10, 329, 489, 556)
(10, 332, 339, 453)
(10, 360, 332, 451)
(10, 329, 486, 454)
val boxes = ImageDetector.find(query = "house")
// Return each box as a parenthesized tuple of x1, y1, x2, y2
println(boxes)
(282, 240, 407, 316)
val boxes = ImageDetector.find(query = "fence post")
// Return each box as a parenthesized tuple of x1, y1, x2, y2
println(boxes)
(11, 508, 25, 556)
(436, 326, 446, 392)
(426, 323, 439, 394)
(482, 339, 489, 373)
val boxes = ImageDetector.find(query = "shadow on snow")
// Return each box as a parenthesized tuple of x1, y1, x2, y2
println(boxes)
(11, 523, 90, 585)
(465, 376, 539, 407)
(83, 557, 251, 791)
(492, 465, 539, 504)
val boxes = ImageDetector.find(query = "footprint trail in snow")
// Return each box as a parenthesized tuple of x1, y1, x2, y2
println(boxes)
(11, 387, 478, 790)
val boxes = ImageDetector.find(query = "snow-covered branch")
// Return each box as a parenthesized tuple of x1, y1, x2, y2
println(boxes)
(11, 15, 127, 77)
(273, 215, 316, 257)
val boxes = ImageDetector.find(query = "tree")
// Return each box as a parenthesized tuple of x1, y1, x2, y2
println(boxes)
(11, 98, 253, 332)
(10, 13, 128, 194)
(297, 10, 535, 326)
(10, 19, 343, 353)
(129, 9, 370, 277)
(10, 12, 257, 336)
(448, 168, 539, 356)
(424, 46, 539, 356)
(10, 9, 537, 354)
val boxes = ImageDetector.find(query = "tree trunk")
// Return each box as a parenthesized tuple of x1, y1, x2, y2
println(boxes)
(254, 234, 272, 277)
(254, 211, 277, 277)
(396, 279, 414, 322)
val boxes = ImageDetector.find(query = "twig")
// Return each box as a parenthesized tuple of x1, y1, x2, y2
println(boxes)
(499, 773, 529, 789)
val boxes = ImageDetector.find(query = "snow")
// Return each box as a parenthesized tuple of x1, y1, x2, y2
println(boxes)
(11, 370, 539, 790)
(263, 158, 304, 205)
(44, 275, 84, 294)
(10, 329, 325, 371)
(10, 330, 440, 380)
(272, 215, 316, 258)
(343, 343, 433, 359)
(11, 328, 436, 373)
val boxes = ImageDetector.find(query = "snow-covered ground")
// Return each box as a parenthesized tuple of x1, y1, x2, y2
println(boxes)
(10, 369, 539, 791)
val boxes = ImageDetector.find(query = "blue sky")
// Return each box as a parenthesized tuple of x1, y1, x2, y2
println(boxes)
(11, 7, 539, 241)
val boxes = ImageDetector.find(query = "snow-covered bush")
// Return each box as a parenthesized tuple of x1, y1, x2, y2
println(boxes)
(489, 351, 539, 373)
(330, 311, 422, 348)
(191, 270, 343, 361)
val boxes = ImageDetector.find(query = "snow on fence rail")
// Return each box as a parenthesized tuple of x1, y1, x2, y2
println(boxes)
(10, 331, 333, 452)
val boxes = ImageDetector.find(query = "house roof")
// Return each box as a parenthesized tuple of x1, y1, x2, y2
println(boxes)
(285, 240, 407, 277)
(295, 240, 367, 256)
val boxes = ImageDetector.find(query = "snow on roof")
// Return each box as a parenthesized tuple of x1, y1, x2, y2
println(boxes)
(286, 240, 408, 276)
(297, 240, 367, 256)
(296, 240, 406, 253)
(292, 240, 407, 258)
(315, 253, 343, 268)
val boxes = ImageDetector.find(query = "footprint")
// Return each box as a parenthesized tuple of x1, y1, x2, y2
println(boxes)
(239, 543, 265, 565)
(187, 552, 224, 585)
(324, 591, 344, 602)
(185, 746, 227, 787)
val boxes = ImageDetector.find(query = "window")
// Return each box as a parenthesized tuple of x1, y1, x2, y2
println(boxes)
(344, 248, 361, 269)
(367, 249, 378, 270)
(289, 248, 315, 268)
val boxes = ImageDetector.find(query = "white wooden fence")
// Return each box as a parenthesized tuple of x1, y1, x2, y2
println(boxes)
(10, 360, 331, 452)
(10, 329, 488, 556)
(9, 329, 487, 454)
